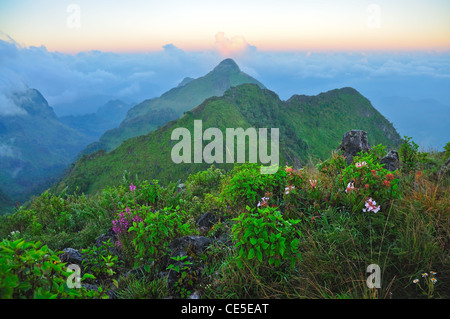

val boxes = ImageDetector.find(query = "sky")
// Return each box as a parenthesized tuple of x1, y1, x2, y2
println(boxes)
(1, 0, 450, 53)
(0, 0, 449, 148)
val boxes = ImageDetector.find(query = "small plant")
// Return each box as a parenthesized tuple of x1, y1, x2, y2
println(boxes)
(167, 255, 197, 298)
(412, 271, 439, 298)
(232, 206, 302, 271)
(81, 240, 122, 284)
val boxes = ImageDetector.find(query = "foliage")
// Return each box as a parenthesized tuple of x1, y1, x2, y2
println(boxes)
(128, 206, 196, 267)
(232, 206, 302, 271)
(81, 240, 123, 284)
(0, 238, 101, 299)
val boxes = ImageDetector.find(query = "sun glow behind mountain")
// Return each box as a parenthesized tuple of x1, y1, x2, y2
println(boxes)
(1, 0, 449, 53)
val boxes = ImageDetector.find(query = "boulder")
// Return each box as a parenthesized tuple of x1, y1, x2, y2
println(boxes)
(337, 130, 370, 165)
(196, 212, 219, 230)
(59, 248, 85, 266)
(380, 150, 400, 171)
(169, 236, 212, 257)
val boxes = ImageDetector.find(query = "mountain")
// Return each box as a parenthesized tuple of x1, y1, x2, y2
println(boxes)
(53, 83, 401, 196)
(60, 99, 133, 143)
(0, 88, 91, 203)
(0, 187, 13, 215)
(81, 58, 265, 154)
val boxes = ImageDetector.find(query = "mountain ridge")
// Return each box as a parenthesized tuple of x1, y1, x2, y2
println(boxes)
(80, 58, 265, 154)
(53, 83, 401, 196)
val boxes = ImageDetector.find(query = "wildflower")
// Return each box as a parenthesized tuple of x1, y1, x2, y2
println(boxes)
(129, 183, 136, 192)
(430, 271, 437, 275)
(363, 198, 380, 213)
(371, 170, 377, 177)
(422, 273, 428, 277)
(413, 279, 419, 284)
(285, 166, 293, 174)
(257, 197, 270, 208)
(383, 180, 391, 187)
(345, 182, 356, 193)
(430, 278, 437, 284)
(355, 161, 367, 168)
(364, 184, 370, 189)
(285, 185, 295, 195)
(116, 241, 122, 248)
(125, 206, 131, 214)
(386, 173, 394, 181)
(309, 180, 317, 188)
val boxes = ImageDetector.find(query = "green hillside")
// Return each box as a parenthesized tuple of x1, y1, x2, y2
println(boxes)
(53, 84, 401, 196)
(82, 59, 265, 154)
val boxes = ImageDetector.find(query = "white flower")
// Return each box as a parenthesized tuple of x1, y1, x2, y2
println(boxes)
(345, 182, 355, 193)
(285, 185, 295, 195)
(355, 161, 367, 168)
(362, 198, 380, 213)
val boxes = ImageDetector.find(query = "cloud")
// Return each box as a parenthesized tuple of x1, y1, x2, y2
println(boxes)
(0, 37, 220, 115)
(214, 32, 256, 58)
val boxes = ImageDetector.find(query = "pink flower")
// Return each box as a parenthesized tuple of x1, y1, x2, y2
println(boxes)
(309, 180, 317, 188)
(129, 183, 136, 192)
(363, 198, 380, 213)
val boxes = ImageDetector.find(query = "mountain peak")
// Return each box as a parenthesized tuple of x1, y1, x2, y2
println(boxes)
(212, 58, 240, 73)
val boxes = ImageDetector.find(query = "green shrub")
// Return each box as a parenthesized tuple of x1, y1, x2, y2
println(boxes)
(232, 206, 302, 271)
(0, 238, 101, 299)
(220, 163, 287, 212)
(128, 206, 196, 267)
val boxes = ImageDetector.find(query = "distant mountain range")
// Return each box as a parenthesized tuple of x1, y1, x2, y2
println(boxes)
(60, 99, 133, 143)
(80, 58, 265, 155)
(53, 81, 401, 196)
(0, 89, 91, 202)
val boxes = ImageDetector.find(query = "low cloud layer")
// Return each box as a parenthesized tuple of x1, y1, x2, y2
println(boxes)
(0, 34, 449, 147)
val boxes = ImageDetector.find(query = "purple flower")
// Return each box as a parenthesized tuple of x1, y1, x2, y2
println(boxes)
(129, 183, 136, 192)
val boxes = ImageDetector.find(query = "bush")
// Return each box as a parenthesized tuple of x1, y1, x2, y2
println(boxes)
(0, 238, 101, 299)
(232, 206, 302, 271)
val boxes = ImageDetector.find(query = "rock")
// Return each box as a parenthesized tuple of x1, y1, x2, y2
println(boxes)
(196, 212, 219, 229)
(380, 150, 400, 171)
(95, 228, 117, 247)
(59, 248, 85, 266)
(337, 130, 370, 165)
(169, 236, 212, 257)
(95, 228, 120, 256)
(189, 291, 201, 299)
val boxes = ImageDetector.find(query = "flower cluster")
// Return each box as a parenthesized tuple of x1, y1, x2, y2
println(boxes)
(257, 196, 270, 208)
(345, 182, 356, 193)
(355, 161, 367, 168)
(112, 206, 143, 234)
(362, 198, 380, 213)
(285, 185, 295, 195)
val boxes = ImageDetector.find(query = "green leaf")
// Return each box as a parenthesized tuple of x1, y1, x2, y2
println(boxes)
(248, 248, 255, 260)
(256, 247, 263, 262)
